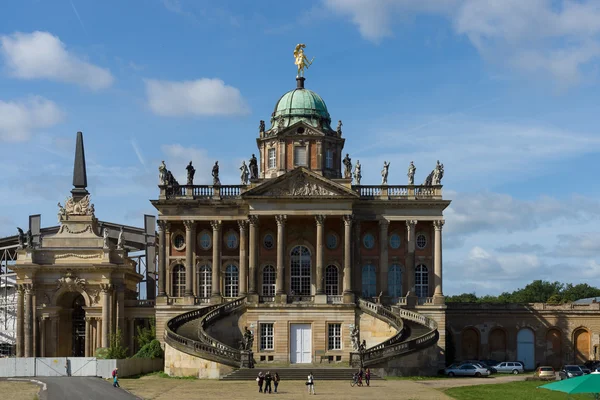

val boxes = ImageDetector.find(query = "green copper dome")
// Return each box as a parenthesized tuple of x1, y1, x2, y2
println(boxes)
(270, 78, 332, 131)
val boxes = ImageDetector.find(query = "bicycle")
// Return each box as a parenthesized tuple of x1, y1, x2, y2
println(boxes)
(351, 373, 363, 387)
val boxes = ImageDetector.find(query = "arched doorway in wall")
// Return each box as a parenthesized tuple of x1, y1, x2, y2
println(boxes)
(489, 328, 507, 361)
(517, 328, 535, 370)
(545, 328, 562, 369)
(461, 328, 479, 360)
(71, 294, 86, 357)
(574, 328, 590, 364)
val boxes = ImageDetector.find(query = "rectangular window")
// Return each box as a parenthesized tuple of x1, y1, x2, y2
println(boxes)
(294, 146, 307, 167)
(260, 323, 274, 351)
(325, 149, 333, 169)
(268, 148, 277, 169)
(328, 323, 342, 350)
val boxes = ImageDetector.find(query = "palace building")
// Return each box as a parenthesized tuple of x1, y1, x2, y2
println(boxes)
(153, 73, 450, 377)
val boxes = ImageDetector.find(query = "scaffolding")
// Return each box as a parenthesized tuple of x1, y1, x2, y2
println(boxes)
(0, 214, 156, 357)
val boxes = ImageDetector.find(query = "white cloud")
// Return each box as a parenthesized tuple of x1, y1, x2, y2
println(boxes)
(0, 96, 65, 142)
(552, 233, 600, 258)
(145, 78, 250, 117)
(324, 0, 600, 85)
(0, 31, 114, 90)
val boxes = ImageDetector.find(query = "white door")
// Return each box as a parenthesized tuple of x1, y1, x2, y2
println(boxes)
(290, 324, 312, 364)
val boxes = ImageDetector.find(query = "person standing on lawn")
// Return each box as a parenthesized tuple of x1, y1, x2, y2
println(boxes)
(307, 372, 315, 395)
(257, 371, 264, 393)
(273, 372, 280, 393)
(365, 368, 371, 387)
(264, 371, 272, 394)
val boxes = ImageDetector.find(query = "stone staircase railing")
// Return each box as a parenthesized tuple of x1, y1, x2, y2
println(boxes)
(350, 299, 439, 367)
(164, 297, 247, 367)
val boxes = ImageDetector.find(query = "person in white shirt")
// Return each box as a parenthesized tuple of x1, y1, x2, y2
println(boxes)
(307, 372, 315, 395)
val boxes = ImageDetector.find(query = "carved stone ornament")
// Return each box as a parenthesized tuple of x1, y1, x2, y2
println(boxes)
(264, 173, 337, 197)
(57, 271, 86, 292)
(64, 194, 95, 216)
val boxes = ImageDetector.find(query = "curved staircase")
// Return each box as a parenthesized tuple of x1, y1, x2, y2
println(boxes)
(164, 297, 439, 374)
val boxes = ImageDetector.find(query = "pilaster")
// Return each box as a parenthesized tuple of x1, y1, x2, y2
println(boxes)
(275, 215, 287, 303)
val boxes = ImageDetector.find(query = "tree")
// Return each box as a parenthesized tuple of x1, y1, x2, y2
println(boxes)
(445, 293, 479, 303)
(136, 318, 157, 348)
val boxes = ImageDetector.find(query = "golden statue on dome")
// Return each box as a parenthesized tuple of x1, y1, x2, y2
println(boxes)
(294, 43, 314, 77)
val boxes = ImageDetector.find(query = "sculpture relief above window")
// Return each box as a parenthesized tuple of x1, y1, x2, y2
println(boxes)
(389, 233, 401, 249)
(268, 148, 277, 169)
(263, 233, 275, 250)
(198, 230, 212, 250)
(172, 231, 185, 251)
(326, 232, 338, 249)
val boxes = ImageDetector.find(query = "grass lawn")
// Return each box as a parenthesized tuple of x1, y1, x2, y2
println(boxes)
(0, 380, 40, 400)
(445, 380, 590, 400)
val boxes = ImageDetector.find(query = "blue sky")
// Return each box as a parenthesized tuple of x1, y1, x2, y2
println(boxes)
(2, 0, 600, 295)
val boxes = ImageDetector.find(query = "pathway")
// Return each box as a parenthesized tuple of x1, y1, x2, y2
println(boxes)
(36, 377, 138, 400)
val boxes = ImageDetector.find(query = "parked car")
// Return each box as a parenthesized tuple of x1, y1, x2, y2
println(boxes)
(579, 365, 592, 374)
(445, 363, 490, 378)
(560, 365, 584, 379)
(533, 366, 555, 379)
(478, 360, 498, 373)
(494, 362, 525, 374)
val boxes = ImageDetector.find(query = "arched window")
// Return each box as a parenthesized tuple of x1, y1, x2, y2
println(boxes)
(415, 264, 428, 298)
(361, 264, 376, 297)
(196, 263, 211, 298)
(262, 265, 276, 296)
(388, 264, 402, 298)
(225, 264, 239, 298)
(325, 265, 339, 296)
(171, 264, 185, 297)
(290, 246, 311, 295)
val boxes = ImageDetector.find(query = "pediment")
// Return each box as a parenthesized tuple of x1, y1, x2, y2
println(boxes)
(243, 168, 358, 199)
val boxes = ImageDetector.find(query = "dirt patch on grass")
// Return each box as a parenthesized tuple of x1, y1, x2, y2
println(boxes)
(121, 376, 452, 400)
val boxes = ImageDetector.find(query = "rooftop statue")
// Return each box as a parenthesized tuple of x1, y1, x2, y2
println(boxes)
(337, 120, 343, 136)
(158, 161, 167, 185)
(186, 161, 196, 185)
(294, 43, 314, 77)
(26, 229, 34, 249)
(407, 161, 416, 185)
(249, 154, 258, 180)
(343, 154, 352, 179)
(103, 228, 110, 249)
(381, 161, 390, 185)
(117, 226, 125, 250)
(353, 160, 362, 185)
(240, 160, 250, 185)
(212, 161, 221, 186)
(259, 120, 265, 133)
(17, 227, 25, 249)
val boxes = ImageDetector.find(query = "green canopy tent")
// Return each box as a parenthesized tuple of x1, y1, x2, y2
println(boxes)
(540, 374, 600, 399)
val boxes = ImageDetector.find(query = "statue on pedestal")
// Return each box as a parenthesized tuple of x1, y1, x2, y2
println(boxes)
(350, 326, 360, 351)
(117, 227, 124, 250)
(293, 43, 314, 77)
(186, 161, 196, 185)
(17, 227, 25, 249)
(103, 228, 110, 249)
(26, 229, 34, 249)
(158, 161, 168, 185)
(240, 161, 250, 185)
(381, 161, 390, 185)
(343, 154, 352, 179)
(353, 160, 362, 185)
(212, 161, 221, 186)
(243, 326, 254, 351)
(249, 154, 258, 180)
(57, 202, 66, 222)
(432, 160, 444, 185)
(337, 120, 343, 136)
(407, 161, 416, 185)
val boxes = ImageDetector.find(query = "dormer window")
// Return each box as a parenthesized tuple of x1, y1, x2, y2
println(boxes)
(294, 146, 307, 167)
(268, 148, 277, 169)
(325, 149, 333, 169)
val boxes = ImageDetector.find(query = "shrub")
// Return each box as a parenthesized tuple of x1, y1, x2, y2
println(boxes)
(137, 318, 157, 348)
(133, 339, 163, 359)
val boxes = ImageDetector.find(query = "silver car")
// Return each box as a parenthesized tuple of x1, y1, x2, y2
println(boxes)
(494, 362, 525, 374)
(445, 363, 490, 377)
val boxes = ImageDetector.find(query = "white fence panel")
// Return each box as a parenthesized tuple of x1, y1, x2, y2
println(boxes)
(36, 357, 67, 377)
(96, 359, 117, 379)
(69, 357, 96, 376)
(0, 358, 16, 377)
(15, 358, 36, 377)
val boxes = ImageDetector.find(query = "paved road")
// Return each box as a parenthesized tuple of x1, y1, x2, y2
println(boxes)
(36, 377, 139, 400)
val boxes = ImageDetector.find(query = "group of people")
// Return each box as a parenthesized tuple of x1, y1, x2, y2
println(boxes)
(256, 371, 281, 394)
(353, 367, 371, 387)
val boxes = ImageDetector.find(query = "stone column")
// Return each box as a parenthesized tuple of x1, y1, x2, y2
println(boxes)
(353, 221, 361, 297)
(40, 317, 46, 357)
(379, 219, 389, 299)
(248, 216, 259, 301)
(24, 284, 33, 357)
(210, 220, 222, 303)
(315, 215, 327, 303)
(238, 220, 248, 296)
(96, 318, 102, 354)
(343, 215, 354, 303)
(275, 215, 287, 302)
(405, 220, 417, 307)
(116, 284, 125, 339)
(101, 284, 111, 348)
(433, 220, 444, 301)
(84, 317, 91, 357)
(128, 318, 135, 356)
(16, 285, 24, 357)
(51, 316, 59, 357)
(157, 220, 168, 298)
(184, 220, 195, 302)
